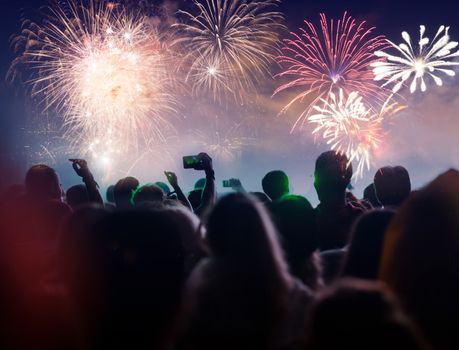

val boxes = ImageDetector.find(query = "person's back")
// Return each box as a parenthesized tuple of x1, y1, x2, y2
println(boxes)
(306, 279, 429, 350)
(182, 193, 312, 350)
(270, 195, 321, 289)
(314, 151, 364, 250)
(374, 166, 411, 208)
(380, 170, 459, 350)
(0, 165, 73, 349)
(262, 170, 290, 202)
(341, 210, 395, 280)
(61, 208, 187, 350)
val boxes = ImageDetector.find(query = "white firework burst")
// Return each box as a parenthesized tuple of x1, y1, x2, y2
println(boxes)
(309, 89, 385, 178)
(372, 25, 459, 93)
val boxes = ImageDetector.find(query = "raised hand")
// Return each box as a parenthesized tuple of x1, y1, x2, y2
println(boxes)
(164, 171, 179, 188)
(69, 159, 92, 179)
(230, 178, 246, 193)
(69, 158, 103, 204)
(164, 171, 192, 211)
(197, 152, 213, 173)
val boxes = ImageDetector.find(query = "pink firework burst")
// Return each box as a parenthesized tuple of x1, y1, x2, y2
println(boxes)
(275, 12, 390, 131)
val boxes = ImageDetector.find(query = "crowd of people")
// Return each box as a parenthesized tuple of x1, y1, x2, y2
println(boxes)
(0, 150, 458, 350)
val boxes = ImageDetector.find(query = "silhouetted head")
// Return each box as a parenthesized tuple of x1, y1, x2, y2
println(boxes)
(132, 184, 165, 206)
(374, 166, 411, 207)
(206, 193, 290, 287)
(307, 279, 428, 350)
(66, 184, 89, 209)
(155, 182, 172, 196)
(188, 189, 203, 210)
(114, 176, 139, 208)
(106, 185, 115, 203)
(262, 170, 289, 201)
(363, 183, 381, 208)
(341, 210, 395, 280)
(314, 151, 352, 203)
(25, 164, 62, 201)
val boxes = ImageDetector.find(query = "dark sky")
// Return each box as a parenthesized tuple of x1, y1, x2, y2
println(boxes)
(1, 0, 459, 190)
(3, 0, 459, 87)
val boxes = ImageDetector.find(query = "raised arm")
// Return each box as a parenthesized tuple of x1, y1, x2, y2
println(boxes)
(230, 178, 246, 193)
(195, 153, 216, 217)
(164, 171, 193, 211)
(69, 159, 103, 205)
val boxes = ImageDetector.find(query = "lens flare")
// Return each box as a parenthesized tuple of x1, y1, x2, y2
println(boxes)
(174, 0, 284, 102)
(10, 0, 177, 154)
(372, 25, 459, 93)
(275, 12, 390, 131)
(309, 89, 402, 179)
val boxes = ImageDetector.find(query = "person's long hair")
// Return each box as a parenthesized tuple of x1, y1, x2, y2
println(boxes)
(206, 192, 291, 292)
(380, 170, 459, 350)
(198, 193, 292, 346)
(341, 210, 395, 280)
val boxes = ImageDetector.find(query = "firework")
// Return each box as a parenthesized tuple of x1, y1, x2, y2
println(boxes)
(10, 0, 177, 154)
(275, 12, 389, 131)
(174, 0, 284, 102)
(193, 118, 255, 161)
(372, 25, 459, 93)
(309, 89, 394, 178)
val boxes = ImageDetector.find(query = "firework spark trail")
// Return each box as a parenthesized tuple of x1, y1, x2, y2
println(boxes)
(372, 25, 459, 94)
(174, 0, 285, 102)
(10, 0, 178, 156)
(309, 89, 399, 179)
(275, 12, 390, 131)
(193, 118, 255, 162)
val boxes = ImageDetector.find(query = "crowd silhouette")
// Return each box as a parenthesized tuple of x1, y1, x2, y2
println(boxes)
(0, 150, 458, 350)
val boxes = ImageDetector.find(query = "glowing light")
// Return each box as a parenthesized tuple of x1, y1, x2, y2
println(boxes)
(208, 66, 217, 76)
(174, 0, 285, 102)
(275, 12, 390, 131)
(372, 25, 459, 93)
(309, 89, 399, 178)
(10, 0, 177, 154)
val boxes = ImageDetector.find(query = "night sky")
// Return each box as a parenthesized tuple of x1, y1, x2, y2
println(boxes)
(1, 0, 459, 200)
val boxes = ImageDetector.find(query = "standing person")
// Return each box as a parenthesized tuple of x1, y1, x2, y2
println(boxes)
(314, 151, 364, 250)
(181, 193, 312, 350)
(380, 170, 459, 350)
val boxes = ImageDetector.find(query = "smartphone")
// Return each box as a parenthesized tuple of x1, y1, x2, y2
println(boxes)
(222, 180, 232, 188)
(183, 155, 202, 169)
(223, 179, 239, 188)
